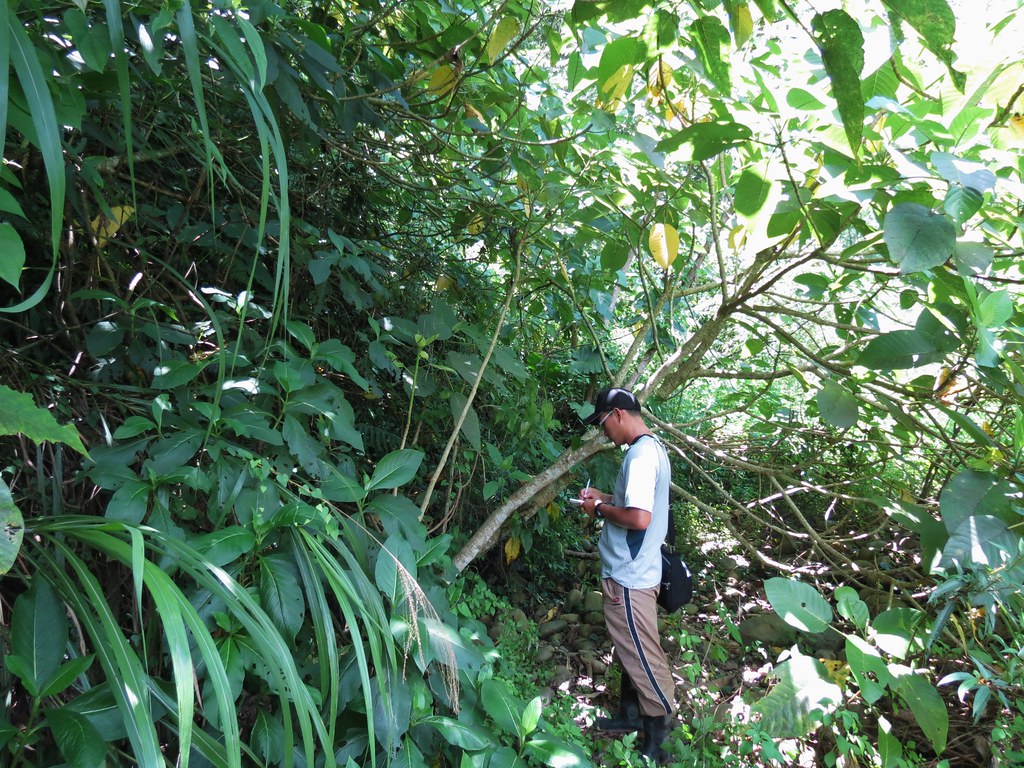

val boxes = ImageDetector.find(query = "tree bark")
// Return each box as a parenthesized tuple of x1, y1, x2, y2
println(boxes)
(451, 436, 609, 573)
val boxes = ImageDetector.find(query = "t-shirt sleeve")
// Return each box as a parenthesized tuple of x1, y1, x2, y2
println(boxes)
(622, 445, 657, 513)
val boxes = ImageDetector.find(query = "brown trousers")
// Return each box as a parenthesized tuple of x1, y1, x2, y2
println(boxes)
(602, 577, 675, 717)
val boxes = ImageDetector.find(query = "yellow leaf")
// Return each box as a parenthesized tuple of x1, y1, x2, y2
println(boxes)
(647, 59, 672, 100)
(733, 3, 754, 48)
(819, 658, 849, 686)
(435, 275, 454, 291)
(487, 16, 521, 64)
(468, 213, 484, 235)
(1010, 114, 1024, 137)
(664, 97, 687, 126)
(504, 536, 521, 563)
(597, 64, 634, 112)
(546, 500, 561, 521)
(428, 64, 457, 95)
(648, 223, 680, 269)
(464, 103, 485, 121)
(90, 206, 134, 247)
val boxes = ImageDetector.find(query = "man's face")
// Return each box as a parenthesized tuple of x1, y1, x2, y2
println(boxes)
(597, 408, 621, 444)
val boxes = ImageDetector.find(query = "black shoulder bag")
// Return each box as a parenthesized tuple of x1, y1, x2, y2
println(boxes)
(658, 514, 693, 612)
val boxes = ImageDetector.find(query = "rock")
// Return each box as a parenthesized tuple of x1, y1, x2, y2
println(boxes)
(720, 556, 738, 570)
(584, 612, 604, 626)
(808, 627, 845, 654)
(487, 622, 503, 641)
(560, 613, 580, 624)
(583, 590, 604, 613)
(509, 608, 528, 625)
(535, 686, 555, 702)
(535, 645, 555, 663)
(551, 665, 573, 687)
(738, 612, 797, 646)
(683, 603, 700, 616)
(566, 588, 584, 612)
(576, 638, 597, 652)
(539, 619, 569, 638)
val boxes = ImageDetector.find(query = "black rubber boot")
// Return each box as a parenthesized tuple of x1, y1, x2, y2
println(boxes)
(640, 714, 671, 765)
(595, 673, 643, 733)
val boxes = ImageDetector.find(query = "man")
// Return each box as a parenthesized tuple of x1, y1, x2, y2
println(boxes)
(579, 387, 675, 765)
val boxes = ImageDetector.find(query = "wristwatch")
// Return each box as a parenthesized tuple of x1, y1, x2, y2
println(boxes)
(594, 501, 605, 519)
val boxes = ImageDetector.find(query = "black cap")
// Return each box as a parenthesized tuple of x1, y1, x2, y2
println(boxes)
(582, 387, 642, 425)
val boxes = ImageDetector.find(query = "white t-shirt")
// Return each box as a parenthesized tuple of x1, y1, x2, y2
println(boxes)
(598, 434, 671, 589)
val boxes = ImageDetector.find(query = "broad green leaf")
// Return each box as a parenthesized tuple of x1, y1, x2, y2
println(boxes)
(939, 469, 1014, 532)
(0, 223, 25, 288)
(940, 515, 1023, 596)
(41, 655, 95, 697)
(895, 670, 948, 753)
(259, 554, 305, 640)
(152, 360, 206, 389)
(11, 579, 66, 696)
(450, 392, 481, 450)
(952, 242, 993, 275)
(931, 152, 996, 193)
(811, 10, 864, 156)
(316, 339, 370, 390)
(734, 168, 774, 220)
(0, 384, 88, 455)
(375, 535, 417, 604)
(421, 715, 497, 751)
(282, 415, 326, 478)
(0, 187, 26, 218)
(815, 380, 858, 429)
(881, 0, 965, 91)
(978, 290, 1013, 328)
(393, 738, 430, 768)
(193, 526, 257, 567)
(943, 185, 983, 225)
(835, 586, 869, 630)
(487, 747, 527, 768)
(750, 653, 842, 738)
(689, 16, 731, 94)
(46, 708, 108, 768)
(727, 2, 754, 48)
(106, 481, 150, 523)
(845, 636, 891, 706)
(488, 16, 521, 63)
(521, 696, 543, 737)
(656, 120, 752, 162)
(482, 678, 526, 740)
(112, 416, 156, 440)
(856, 330, 953, 370)
(0, 478, 24, 574)
(764, 578, 832, 632)
(320, 467, 366, 504)
(366, 449, 424, 492)
(872, 608, 923, 659)
(286, 320, 316, 351)
(523, 735, 592, 767)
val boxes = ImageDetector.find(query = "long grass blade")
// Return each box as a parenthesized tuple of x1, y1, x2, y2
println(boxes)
(291, 531, 340, 740)
(3, 13, 63, 314)
(0, 1, 11, 160)
(33, 540, 162, 765)
(76, 528, 196, 768)
(101, 0, 135, 207)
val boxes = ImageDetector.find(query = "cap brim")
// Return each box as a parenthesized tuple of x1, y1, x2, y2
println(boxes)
(581, 410, 600, 426)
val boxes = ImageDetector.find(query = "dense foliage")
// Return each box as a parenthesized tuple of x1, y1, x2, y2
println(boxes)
(1, 0, 1022, 765)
